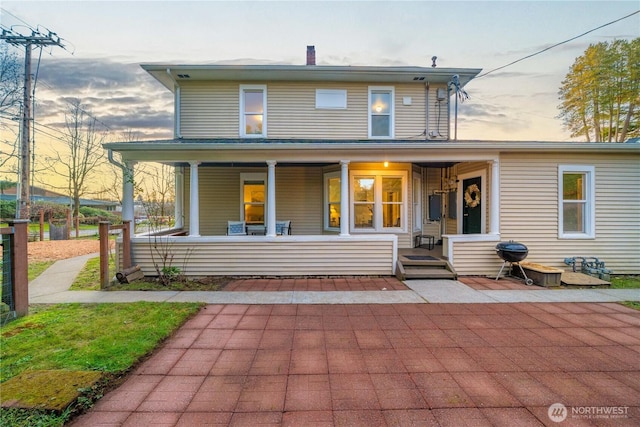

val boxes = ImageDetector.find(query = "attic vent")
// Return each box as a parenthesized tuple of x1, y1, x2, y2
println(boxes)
(177, 74, 191, 79)
(412, 76, 425, 81)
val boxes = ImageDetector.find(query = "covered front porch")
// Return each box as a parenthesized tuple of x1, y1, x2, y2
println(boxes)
(108, 140, 503, 277)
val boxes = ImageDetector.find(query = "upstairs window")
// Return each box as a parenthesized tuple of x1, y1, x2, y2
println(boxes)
(369, 86, 394, 138)
(558, 165, 595, 239)
(240, 85, 266, 137)
(316, 89, 347, 109)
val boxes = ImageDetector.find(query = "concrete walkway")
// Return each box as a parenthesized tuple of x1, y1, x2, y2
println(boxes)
(28, 253, 640, 304)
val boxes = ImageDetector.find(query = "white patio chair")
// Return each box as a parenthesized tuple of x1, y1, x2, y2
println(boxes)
(275, 220, 291, 235)
(227, 221, 247, 235)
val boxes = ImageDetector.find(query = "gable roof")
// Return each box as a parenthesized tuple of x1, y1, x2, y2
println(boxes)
(141, 64, 482, 92)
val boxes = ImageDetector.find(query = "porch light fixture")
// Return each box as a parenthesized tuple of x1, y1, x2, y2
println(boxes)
(384, 161, 389, 168)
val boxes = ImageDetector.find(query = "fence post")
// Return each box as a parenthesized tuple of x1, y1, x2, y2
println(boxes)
(39, 209, 44, 241)
(9, 220, 28, 317)
(122, 220, 131, 270)
(66, 209, 72, 240)
(99, 221, 110, 289)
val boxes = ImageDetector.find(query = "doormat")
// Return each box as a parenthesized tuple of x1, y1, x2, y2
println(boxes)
(404, 255, 438, 261)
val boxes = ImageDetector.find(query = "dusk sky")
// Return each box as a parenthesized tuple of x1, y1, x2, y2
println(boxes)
(1, 1, 639, 154)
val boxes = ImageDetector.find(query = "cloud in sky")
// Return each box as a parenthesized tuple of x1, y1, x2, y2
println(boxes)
(1, 0, 638, 145)
(32, 58, 173, 140)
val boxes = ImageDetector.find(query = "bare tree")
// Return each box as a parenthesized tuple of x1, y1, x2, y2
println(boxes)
(43, 99, 106, 218)
(0, 45, 22, 169)
(96, 129, 147, 203)
(0, 44, 22, 115)
(144, 163, 174, 219)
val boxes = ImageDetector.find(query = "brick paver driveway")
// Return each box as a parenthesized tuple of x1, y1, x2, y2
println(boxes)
(71, 302, 640, 426)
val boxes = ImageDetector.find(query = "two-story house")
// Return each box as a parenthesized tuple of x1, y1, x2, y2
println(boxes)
(105, 48, 640, 278)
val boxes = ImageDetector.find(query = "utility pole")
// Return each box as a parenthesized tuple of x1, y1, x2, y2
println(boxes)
(1, 29, 64, 219)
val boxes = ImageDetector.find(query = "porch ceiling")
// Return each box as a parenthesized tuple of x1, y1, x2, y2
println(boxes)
(104, 139, 640, 164)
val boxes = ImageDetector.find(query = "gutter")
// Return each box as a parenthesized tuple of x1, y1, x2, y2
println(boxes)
(166, 68, 182, 138)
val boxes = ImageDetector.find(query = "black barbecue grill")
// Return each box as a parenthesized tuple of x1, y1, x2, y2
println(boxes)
(495, 241, 534, 285)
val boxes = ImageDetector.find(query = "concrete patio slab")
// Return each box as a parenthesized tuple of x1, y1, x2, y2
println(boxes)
(69, 302, 640, 426)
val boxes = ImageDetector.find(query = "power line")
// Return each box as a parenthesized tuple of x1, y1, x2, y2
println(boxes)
(1, 24, 65, 219)
(476, 9, 640, 79)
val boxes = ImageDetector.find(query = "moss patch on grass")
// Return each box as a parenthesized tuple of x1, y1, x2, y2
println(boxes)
(1, 370, 102, 411)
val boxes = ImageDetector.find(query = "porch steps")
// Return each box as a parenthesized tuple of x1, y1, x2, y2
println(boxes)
(396, 257, 458, 281)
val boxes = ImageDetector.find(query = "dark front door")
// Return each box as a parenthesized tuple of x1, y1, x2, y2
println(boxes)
(462, 177, 482, 234)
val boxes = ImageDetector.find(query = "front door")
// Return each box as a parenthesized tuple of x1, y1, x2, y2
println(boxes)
(462, 176, 482, 234)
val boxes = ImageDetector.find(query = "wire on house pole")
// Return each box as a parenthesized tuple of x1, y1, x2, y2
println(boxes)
(0, 28, 64, 219)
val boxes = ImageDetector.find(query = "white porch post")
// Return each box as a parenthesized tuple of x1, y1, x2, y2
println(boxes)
(174, 166, 184, 229)
(189, 161, 200, 237)
(490, 158, 500, 234)
(340, 160, 350, 236)
(122, 161, 136, 223)
(266, 160, 277, 237)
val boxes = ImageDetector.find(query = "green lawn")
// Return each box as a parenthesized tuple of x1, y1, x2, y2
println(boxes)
(69, 256, 115, 291)
(610, 275, 640, 289)
(0, 302, 202, 426)
(28, 261, 55, 282)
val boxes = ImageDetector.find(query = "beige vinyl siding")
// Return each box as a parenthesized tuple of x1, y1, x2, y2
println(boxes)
(427, 85, 449, 139)
(180, 81, 239, 138)
(179, 81, 429, 140)
(451, 240, 501, 276)
(128, 236, 396, 276)
(498, 152, 640, 274)
(394, 85, 427, 139)
(275, 167, 323, 235)
(267, 82, 367, 139)
(185, 165, 324, 236)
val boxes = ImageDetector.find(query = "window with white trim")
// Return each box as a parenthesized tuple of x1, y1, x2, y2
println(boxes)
(413, 173, 422, 232)
(368, 86, 394, 138)
(240, 85, 266, 137)
(324, 172, 341, 230)
(316, 89, 347, 109)
(558, 165, 595, 239)
(351, 171, 406, 231)
(241, 173, 266, 224)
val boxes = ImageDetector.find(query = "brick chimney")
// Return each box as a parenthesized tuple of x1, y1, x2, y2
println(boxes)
(306, 45, 316, 66)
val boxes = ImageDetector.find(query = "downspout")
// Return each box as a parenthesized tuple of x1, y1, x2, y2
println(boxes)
(425, 82, 430, 140)
(107, 149, 134, 223)
(447, 83, 451, 141)
(166, 68, 182, 138)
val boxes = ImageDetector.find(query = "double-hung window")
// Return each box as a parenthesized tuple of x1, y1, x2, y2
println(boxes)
(240, 85, 266, 137)
(241, 173, 266, 224)
(558, 165, 595, 239)
(369, 86, 394, 138)
(351, 171, 406, 231)
(325, 172, 341, 230)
